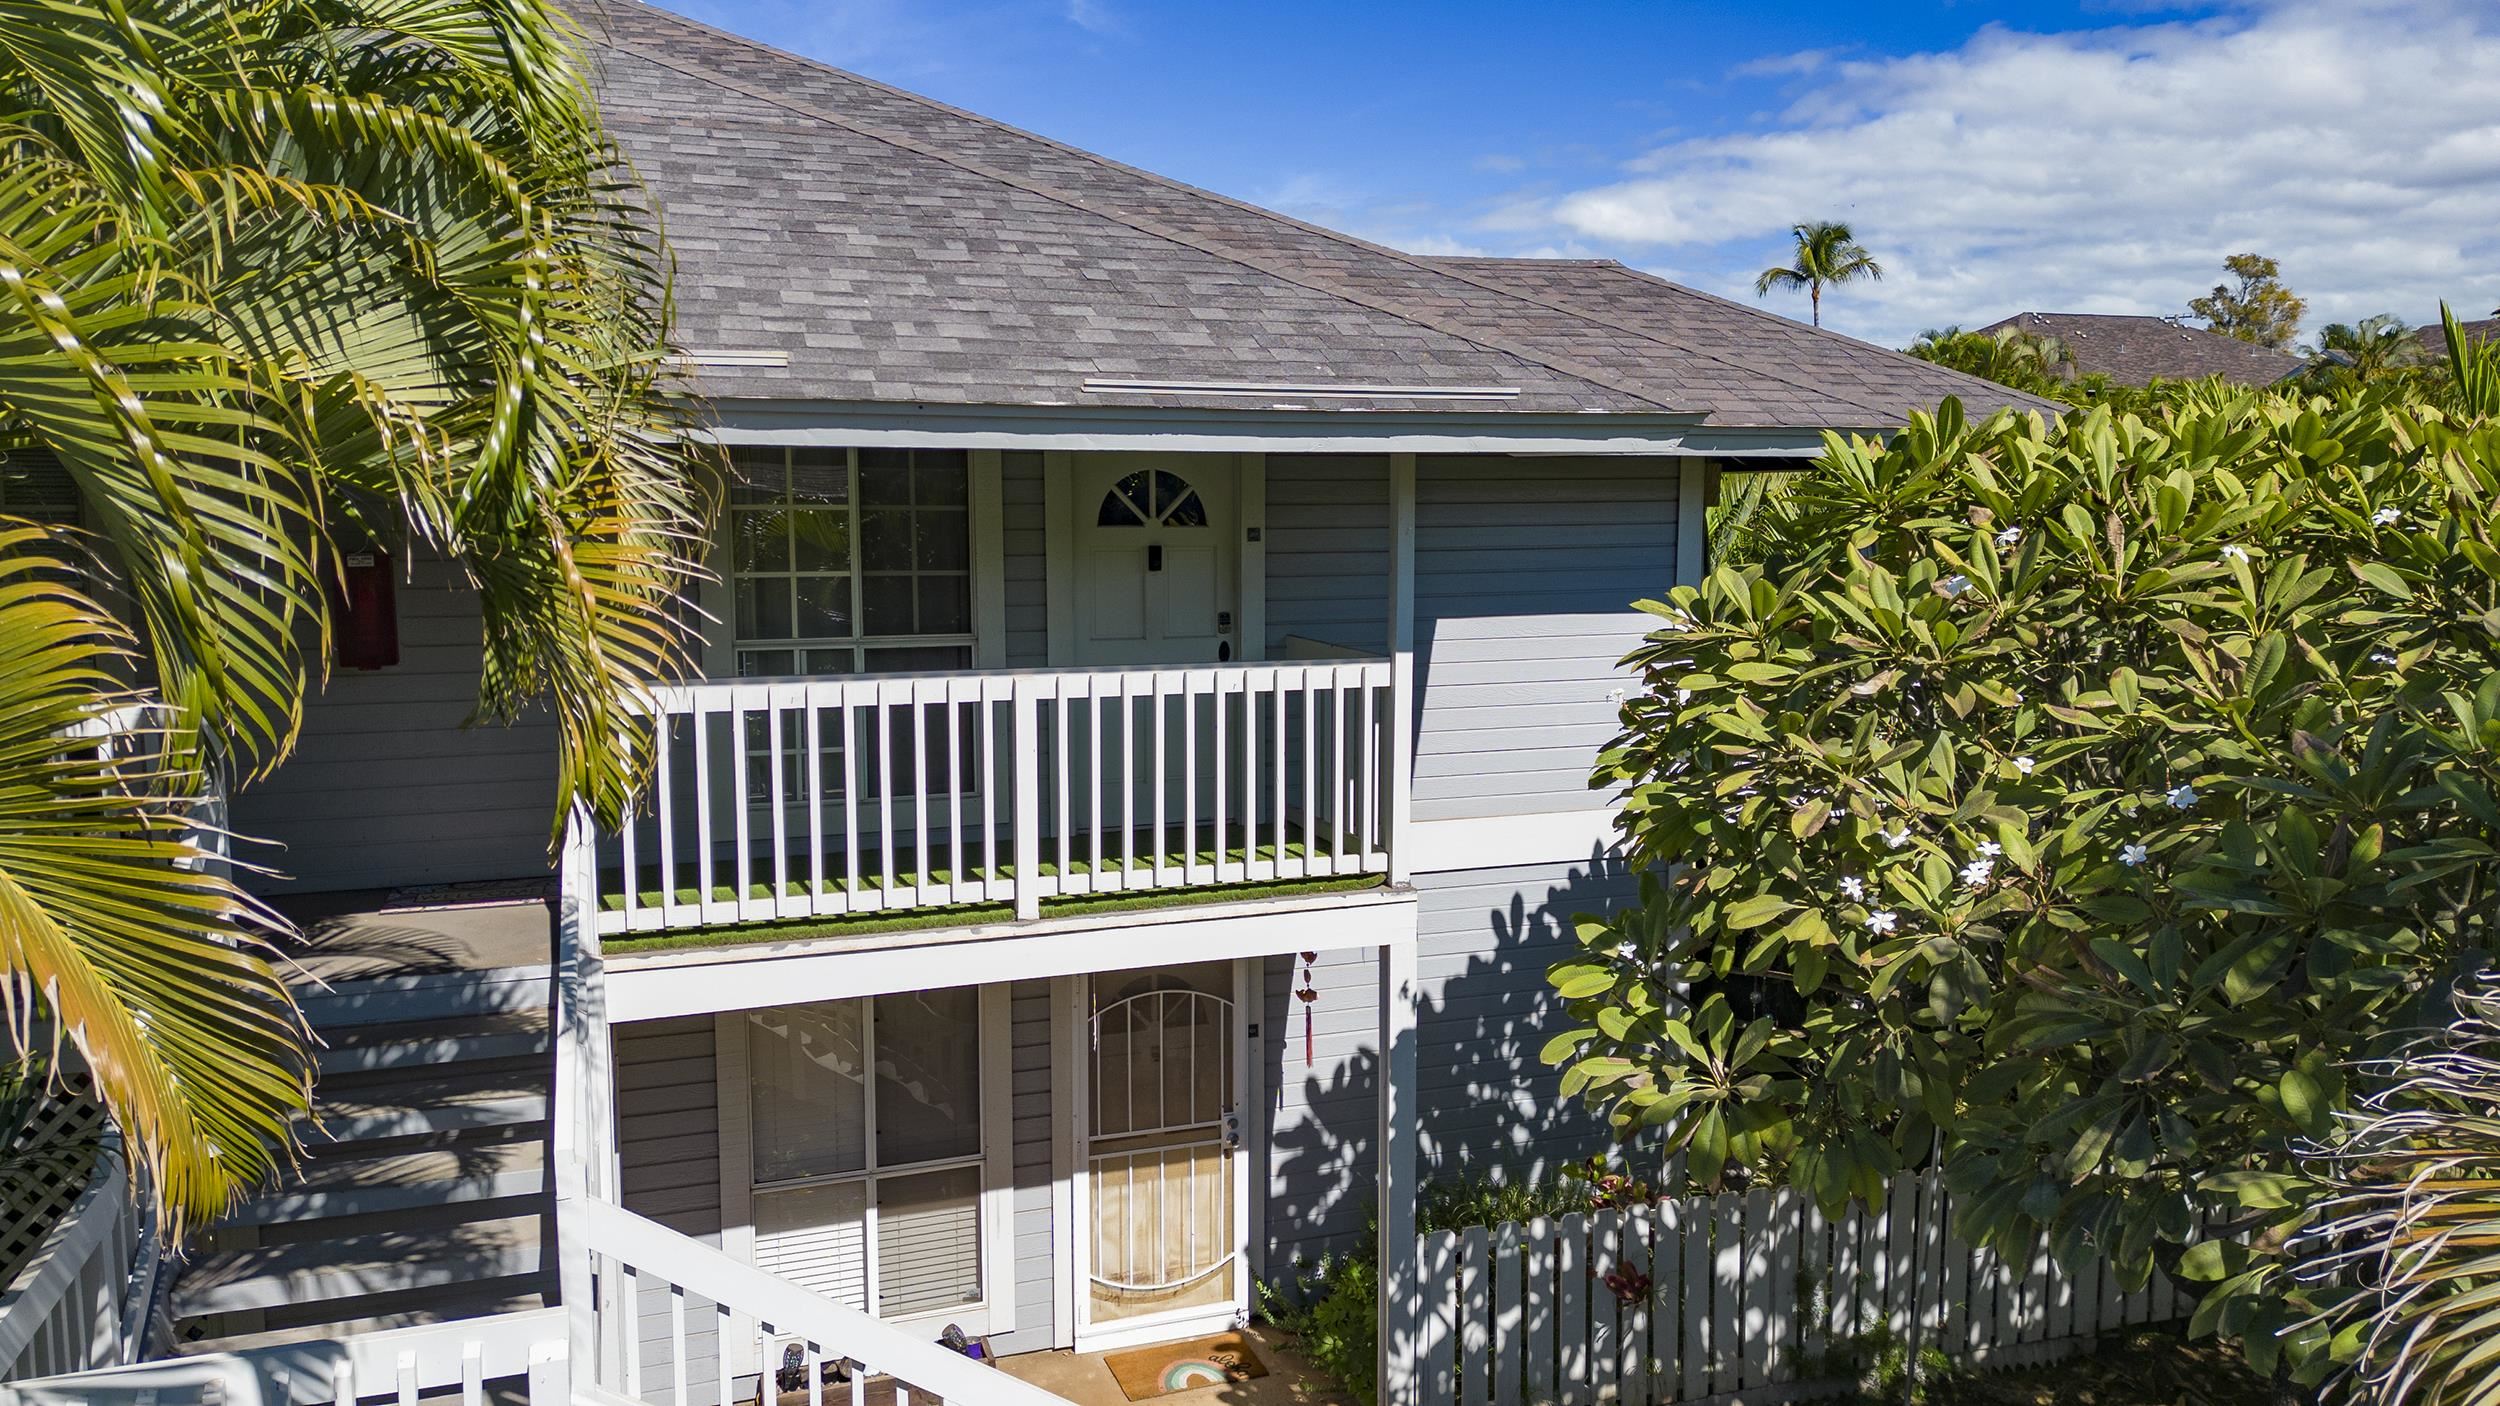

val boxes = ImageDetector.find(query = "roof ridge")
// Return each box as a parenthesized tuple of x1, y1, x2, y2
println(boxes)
(580, 3, 1696, 412)
(1580, 263, 2069, 414)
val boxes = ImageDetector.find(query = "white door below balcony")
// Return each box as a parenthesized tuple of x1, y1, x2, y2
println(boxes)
(589, 660, 1398, 938)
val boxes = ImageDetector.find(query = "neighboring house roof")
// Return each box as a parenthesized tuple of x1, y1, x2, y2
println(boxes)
(572, 0, 2052, 429)
(1978, 312, 2303, 387)
(2414, 315, 2500, 357)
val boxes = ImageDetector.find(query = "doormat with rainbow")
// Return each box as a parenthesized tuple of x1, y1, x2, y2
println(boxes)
(1102, 1332, 1268, 1401)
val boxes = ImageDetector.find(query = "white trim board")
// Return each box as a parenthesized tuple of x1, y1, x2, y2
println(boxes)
(1407, 810, 1624, 875)
(603, 889, 1420, 1022)
(691, 404, 1856, 459)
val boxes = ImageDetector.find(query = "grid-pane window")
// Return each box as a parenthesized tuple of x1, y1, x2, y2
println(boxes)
(0, 449, 79, 524)
(730, 447, 972, 676)
(748, 990, 986, 1321)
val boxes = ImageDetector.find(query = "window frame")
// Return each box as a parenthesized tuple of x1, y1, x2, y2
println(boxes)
(718, 445, 981, 678)
(717, 987, 1016, 1338)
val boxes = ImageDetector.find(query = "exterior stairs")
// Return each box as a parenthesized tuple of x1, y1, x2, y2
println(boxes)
(170, 980, 556, 1355)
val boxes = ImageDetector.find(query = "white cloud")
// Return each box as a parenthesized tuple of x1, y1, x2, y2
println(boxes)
(1525, 0, 2500, 345)
(1063, 0, 1122, 37)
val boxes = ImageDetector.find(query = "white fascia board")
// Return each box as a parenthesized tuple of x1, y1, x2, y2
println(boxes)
(686, 400, 1850, 459)
(603, 887, 1419, 1023)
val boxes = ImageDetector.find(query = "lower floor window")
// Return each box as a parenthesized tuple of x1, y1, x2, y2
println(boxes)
(746, 990, 985, 1319)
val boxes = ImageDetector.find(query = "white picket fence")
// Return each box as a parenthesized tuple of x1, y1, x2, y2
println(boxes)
(1413, 1170, 2182, 1406)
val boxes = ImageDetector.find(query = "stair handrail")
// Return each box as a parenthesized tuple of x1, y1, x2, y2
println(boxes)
(564, 1198, 1073, 1406)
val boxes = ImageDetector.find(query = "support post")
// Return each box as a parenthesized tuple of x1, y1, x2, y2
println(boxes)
(1385, 452, 1416, 886)
(1675, 459, 1710, 588)
(1376, 937, 1420, 1406)
(551, 805, 608, 1386)
(1013, 685, 1043, 921)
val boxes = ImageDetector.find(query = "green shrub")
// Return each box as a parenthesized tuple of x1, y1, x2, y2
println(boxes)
(1548, 382, 2500, 1384)
(1260, 1250, 1379, 1406)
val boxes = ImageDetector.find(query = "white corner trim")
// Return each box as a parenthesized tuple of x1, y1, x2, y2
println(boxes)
(1408, 810, 1624, 874)
(1675, 459, 1709, 589)
(979, 984, 1016, 1330)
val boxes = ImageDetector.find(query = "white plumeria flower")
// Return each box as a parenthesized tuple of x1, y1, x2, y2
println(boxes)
(1976, 840, 2002, 857)
(1865, 910, 1899, 934)
(1838, 875, 1866, 901)
(1960, 858, 1995, 886)
(1938, 574, 1973, 598)
(1616, 941, 1641, 961)
(2120, 843, 2150, 867)
(2015, 755, 2036, 774)
(2166, 784, 2199, 809)
(2220, 544, 2249, 563)
(1996, 526, 2022, 547)
(1882, 825, 1911, 849)
(2373, 507, 2401, 526)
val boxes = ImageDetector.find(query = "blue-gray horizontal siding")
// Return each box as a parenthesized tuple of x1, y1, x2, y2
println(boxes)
(1260, 853, 1640, 1280)
(1411, 456, 1678, 823)
(1002, 450, 1049, 668)
(616, 1016, 727, 1406)
(997, 979, 1058, 1354)
(1265, 453, 1389, 656)
(230, 552, 558, 893)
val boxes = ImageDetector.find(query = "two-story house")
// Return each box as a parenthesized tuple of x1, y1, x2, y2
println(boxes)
(94, 3, 2045, 1403)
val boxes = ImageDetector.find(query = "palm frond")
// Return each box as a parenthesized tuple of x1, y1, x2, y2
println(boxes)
(0, 523, 310, 1232)
(2294, 973, 2500, 1405)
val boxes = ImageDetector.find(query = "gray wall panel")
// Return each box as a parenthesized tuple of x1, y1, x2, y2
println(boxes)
(1260, 854, 1640, 1282)
(231, 550, 559, 894)
(1410, 455, 1679, 823)
(1002, 450, 1050, 668)
(1265, 453, 1388, 656)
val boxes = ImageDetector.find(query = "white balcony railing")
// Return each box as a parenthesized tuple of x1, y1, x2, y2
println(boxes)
(592, 658, 1398, 936)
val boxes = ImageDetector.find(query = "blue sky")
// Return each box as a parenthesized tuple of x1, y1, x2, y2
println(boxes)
(667, 0, 2500, 349)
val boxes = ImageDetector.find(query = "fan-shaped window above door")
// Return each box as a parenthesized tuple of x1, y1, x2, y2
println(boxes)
(1096, 469, 1208, 528)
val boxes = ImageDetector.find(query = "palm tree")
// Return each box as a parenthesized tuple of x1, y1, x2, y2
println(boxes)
(2304, 313, 2422, 384)
(1906, 325, 2075, 391)
(0, 0, 710, 1229)
(1753, 221, 1884, 328)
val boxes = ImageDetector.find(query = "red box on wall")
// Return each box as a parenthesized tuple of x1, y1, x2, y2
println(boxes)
(335, 549, 399, 670)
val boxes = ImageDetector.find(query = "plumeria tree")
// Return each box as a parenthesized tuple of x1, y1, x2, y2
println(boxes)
(1548, 332, 2500, 1383)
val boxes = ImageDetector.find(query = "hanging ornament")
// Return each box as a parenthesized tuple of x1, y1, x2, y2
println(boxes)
(1295, 951, 1319, 1068)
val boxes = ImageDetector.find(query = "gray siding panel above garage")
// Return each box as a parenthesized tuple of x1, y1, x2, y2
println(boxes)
(229, 551, 558, 895)
(1411, 456, 1678, 823)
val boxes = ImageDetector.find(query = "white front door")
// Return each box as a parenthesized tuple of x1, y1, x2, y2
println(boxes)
(1071, 961, 1252, 1350)
(1071, 456, 1238, 666)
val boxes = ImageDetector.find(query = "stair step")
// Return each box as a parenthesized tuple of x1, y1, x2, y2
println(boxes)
(317, 1011, 549, 1077)
(219, 1143, 547, 1227)
(172, 1216, 544, 1319)
(304, 1071, 548, 1145)
(175, 1295, 550, 1357)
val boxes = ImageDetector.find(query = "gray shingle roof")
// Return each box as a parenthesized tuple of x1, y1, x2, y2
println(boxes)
(1978, 312, 2303, 387)
(575, 0, 2050, 428)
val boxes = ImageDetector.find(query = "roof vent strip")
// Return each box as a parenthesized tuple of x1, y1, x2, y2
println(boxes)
(1081, 377, 1520, 400)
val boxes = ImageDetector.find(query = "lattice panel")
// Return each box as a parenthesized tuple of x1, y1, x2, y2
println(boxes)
(0, 1070, 108, 1290)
